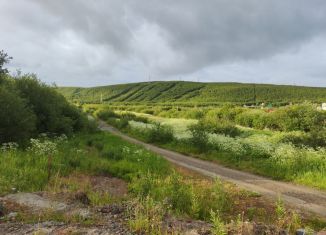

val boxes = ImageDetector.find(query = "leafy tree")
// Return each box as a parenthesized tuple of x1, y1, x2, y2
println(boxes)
(0, 50, 91, 144)
(0, 87, 36, 143)
(14, 74, 88, 135)
(0, 50, 12, 75)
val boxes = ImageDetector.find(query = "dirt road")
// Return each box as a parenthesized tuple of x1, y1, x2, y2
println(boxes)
(99, 121, 326, 218)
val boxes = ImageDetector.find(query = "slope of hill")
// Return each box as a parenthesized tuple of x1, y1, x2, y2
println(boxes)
(57, 81, 326, 104)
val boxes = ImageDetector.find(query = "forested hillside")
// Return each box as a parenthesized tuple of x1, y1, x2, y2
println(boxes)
(58, 81, 326, 105)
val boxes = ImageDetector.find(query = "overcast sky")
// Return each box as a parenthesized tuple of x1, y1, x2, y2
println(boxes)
(1, 0, 326, 87)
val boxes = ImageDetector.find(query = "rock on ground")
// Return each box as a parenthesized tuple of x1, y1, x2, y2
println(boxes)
(4, 193, 67, 212)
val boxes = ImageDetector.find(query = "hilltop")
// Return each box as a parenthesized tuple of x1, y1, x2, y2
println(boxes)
(57, 81, 326, 105)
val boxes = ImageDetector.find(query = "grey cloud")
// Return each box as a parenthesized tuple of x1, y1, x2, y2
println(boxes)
(130, 0, 326, 74)
(0, 0, 326, 86)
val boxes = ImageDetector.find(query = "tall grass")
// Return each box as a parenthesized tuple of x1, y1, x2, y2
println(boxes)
(0, 132, 170, 195)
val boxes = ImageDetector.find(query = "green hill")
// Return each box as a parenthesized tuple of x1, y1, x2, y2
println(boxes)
(57, 81, 326, 105)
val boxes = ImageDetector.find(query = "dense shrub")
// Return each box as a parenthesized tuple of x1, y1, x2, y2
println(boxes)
(216, 104, 243, 122)
(106, 118, 129, 129)
(15, 75, 89, 135)
(0, 74, 90, 144)
(121, 112, 149, 123)
(308, 129, 326, 148)
(203, 119, 242, 137)
(277, 131, 311, 147)
(274, 104, 325, 132)
(235, 110, 266, 129)
(145, 123, 174, 144)
(0, 86, 36, 143)
(97, 109, 118, 120)
(277, 129, 326, 148)
(234, 104, 325, 133)
(188, 122, 209, 152)
(97, 110, 149, 123)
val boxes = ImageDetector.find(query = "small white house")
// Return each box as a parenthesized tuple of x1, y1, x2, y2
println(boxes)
(322, 103, 326, 111)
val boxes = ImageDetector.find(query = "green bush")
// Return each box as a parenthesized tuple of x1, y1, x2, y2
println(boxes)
(277, 131, 311, 147)
(188, 122, 209, 152)
(106, 118, 129, 130)
(0, 74, 89, 144)
(204, 119, 242, 137)
(97, 109, 118, 120)
(308, 129, 326, 148)
(145, 123, 174, 144)
(274, 104, 325, 132)
(235, 110, 266, 129)
(0, 87, 36, 143)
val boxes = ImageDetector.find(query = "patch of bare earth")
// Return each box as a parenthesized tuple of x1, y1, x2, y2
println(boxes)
(0, 175, 131, 234)
(0, 175, 213, 235)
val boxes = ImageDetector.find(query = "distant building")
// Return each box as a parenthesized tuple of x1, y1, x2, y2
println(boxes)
(322, 103, 326, 111)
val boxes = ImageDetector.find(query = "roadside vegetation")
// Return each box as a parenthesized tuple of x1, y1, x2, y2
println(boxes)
(2, 131, 322, 233)
(94, 105, 326, 190)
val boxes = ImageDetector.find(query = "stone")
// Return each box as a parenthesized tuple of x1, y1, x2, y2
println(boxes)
(7, 212, 18, 221)
(296, 229, 305, 235)
(4, 193, 67, 212)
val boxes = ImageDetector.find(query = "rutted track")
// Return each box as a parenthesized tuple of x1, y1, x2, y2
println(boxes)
(99, 121, 326, 218)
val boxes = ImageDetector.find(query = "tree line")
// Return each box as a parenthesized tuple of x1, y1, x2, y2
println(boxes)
(0, 50, 93, 144)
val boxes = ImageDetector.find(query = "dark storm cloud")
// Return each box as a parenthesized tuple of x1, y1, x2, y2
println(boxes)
(130, 0, 326, 74)
(1, 0, 326, 86)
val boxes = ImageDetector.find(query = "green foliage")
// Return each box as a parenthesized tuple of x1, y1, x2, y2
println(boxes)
(106, 118, 129, 130)
(57, 81, 326, 104)
(15, 75, 89, 135)
(0, 74, 91, 144)
(144, 123, 174, 144)
(0, 86, 36, 143)
(130, 172, 232, 220)
(97, 109, 118, 120)
(274, 129, 326, 149)
(210, 210, 227, 235)
(0, 132, 171, 195)
(203, 118, 242, 137)
(128, 196, 164, 234)
(235, 109, 267, 129)
(188, 122, 209, 152)
(273, 104, 325, 132)
(0, 50, 12, 75)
